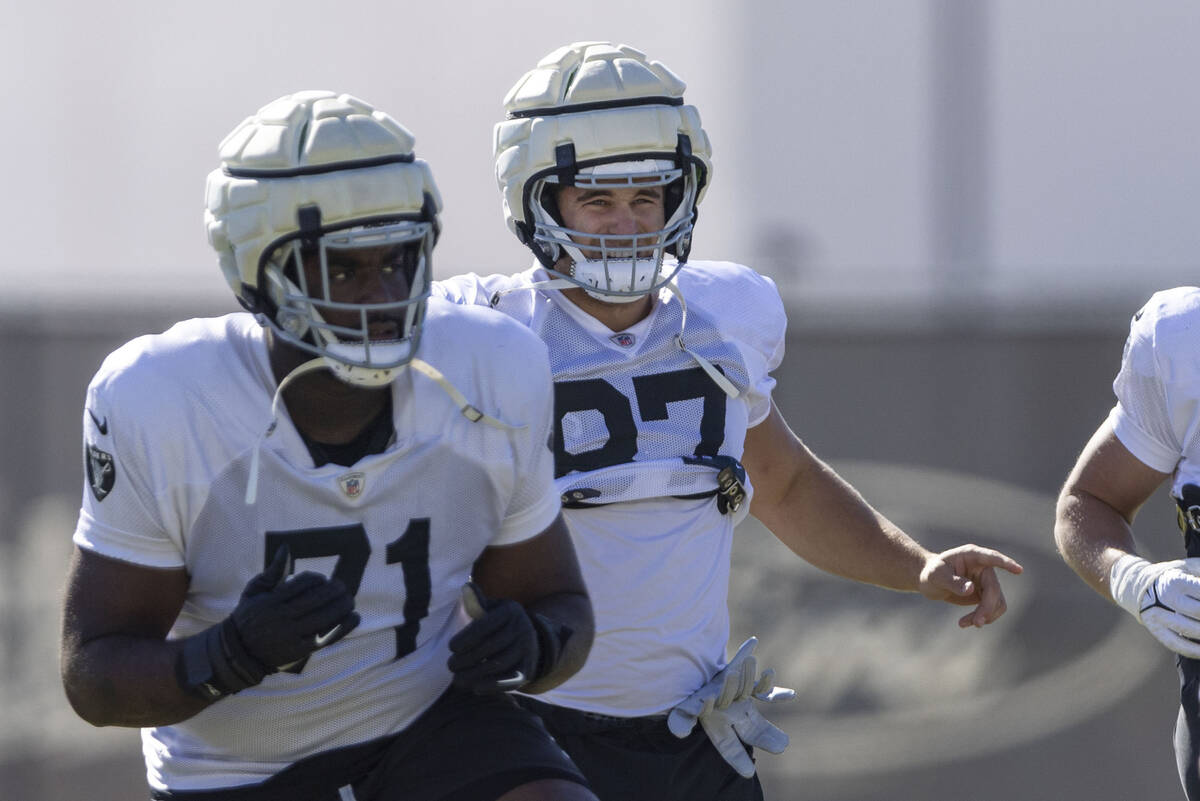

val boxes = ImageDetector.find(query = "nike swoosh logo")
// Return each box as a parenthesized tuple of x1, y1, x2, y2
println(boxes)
(495, 671, 526, 689)
(88, 409, 108, 435)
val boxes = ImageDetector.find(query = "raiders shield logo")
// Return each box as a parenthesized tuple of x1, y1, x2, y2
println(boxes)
(86, 443, 115, 501)
(338, 471, 366, 498)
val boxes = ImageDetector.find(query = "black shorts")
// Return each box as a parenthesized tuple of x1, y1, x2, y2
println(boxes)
(151, 686, 589, 801)
(517, 696, 763, 801)
(1176, 655, 1200, 800)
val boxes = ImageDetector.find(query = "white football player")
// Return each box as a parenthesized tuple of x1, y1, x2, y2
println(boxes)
(60, 91, 599, 801)
(436, 42, 1025, 800)
(1057, 287, 1200, 800)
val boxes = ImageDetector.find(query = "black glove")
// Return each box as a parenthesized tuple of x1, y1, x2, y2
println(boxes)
(177, 546, 359, 700)
(447, 582, 569, 694)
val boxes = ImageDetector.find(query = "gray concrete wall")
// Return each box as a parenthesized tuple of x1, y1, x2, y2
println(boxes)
(2, 305, 1185, 800)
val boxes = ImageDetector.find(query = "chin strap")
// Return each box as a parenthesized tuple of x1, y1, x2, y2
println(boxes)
(489, 277, 575, 307)
(492, 273, 740, 400)
(245, 357, 328, 505)
(245, 356, 524, 505)
(488, 269, 647, 306)
(405, 358, 523, 431)
(665, 280, 740, 400)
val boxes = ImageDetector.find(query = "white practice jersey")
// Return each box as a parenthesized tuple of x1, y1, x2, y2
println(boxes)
(74, 302, 559, 792)
(435, 260, 786, 715)
(1111, 287, 1200, 502)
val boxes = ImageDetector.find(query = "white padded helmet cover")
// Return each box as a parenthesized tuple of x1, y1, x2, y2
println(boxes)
(204, 90, 442, 303)
(493, 42, 712, 237)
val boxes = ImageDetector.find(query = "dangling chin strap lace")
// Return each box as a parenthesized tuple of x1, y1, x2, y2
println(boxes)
(489, 278, 575, 308)
(493, 276, 741, 400)
(665, 280, 740, 400)
(244, 357, 523, 505)
(245, 357, 327, 505)
(405, 358, 521, 431)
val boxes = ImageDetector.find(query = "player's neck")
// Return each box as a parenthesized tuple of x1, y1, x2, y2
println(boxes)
(560, 287, 654, 332)
(267, 334, 391, 444)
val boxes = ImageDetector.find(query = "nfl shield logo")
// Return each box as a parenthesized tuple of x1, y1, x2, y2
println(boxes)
(610, 332, 636, 348)
(338, 471, 366, 498)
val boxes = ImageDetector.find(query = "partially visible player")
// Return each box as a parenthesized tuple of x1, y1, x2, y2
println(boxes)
(60, 90, 597, 801)
(1057, 287, 1200, 800)
(435, 42, 1025, 801)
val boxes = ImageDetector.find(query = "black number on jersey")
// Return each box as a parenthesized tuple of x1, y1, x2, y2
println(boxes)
(552, 366, 727, 477)
(385, 518, 431, 660)
(265, 518, 432, 667)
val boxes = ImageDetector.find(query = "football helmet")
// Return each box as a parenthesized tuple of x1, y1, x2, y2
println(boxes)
(205, 90, 442, 385)
(494, 42, 712, 302)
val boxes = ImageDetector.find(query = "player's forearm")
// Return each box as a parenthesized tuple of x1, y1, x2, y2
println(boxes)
(754, 456, 931, 592)
(1055, 486, 1139, 599)
(62, 634, 211, 727)
(803, 513, 933, 593)
(745, 407, 931, 591)
(521, 590, 595, 694)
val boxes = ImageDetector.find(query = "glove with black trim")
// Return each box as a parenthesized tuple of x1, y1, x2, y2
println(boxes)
(447, 582, 570, 694)
(177, 546, 359, 700)
(1111, 553, 1200, 658)
(667, 636, 795, 779)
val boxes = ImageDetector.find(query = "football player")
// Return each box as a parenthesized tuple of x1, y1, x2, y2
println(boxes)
(1057, 288, 1200, 800)
(434, 42, 1025, 801)
(60, 91, 598, 801)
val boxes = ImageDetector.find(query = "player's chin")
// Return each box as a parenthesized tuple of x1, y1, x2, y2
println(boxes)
(366, 320, 403, 340)
(328, 321, 404, 345)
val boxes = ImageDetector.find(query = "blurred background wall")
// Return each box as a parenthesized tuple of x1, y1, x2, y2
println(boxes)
(4, 1, 1200, 798)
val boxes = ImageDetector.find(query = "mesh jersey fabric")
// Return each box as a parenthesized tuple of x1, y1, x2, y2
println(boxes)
(435, 260, 785, 506)
(74, 303, 559, 791)
(1111, 287, 1200, 499)
(434, 260, 786, 714)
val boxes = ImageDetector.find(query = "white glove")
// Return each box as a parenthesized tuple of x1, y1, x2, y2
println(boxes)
(1110, 553, 1200, 658)
(667, 637, 795, 778)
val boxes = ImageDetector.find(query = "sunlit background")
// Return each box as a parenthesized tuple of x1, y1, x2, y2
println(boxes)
(5, 1, 1200, 798)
